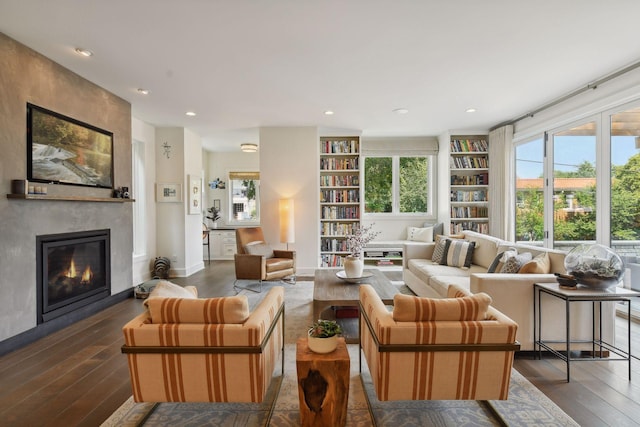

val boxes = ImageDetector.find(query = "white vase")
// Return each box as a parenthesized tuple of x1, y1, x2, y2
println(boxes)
(307, 335, 338, 354)
(212, 222, 218, 229)
(343, 256, 364, 278)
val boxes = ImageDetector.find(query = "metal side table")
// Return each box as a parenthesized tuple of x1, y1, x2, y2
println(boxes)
(534, 282, 639, 382)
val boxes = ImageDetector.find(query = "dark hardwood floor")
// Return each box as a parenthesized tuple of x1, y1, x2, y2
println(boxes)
(1, 261, 639, 426)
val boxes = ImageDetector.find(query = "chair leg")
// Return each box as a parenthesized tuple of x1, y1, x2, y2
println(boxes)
(233, 279, 263, 293)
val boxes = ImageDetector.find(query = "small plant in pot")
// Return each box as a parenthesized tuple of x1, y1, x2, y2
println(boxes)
(307, 319, 343, 354)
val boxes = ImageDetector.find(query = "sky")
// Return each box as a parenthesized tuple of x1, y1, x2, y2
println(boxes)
(515, 136, 639, 179)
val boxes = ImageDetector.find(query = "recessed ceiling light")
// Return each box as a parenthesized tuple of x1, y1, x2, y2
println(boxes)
(392, 108, 409, 114)
(465, 108, 477, 113)
(241, 143, 258, 152)
(324, 110, 334, 115)
(74, 48, 93, 57)
(137, 88, 150, 95)
(185, 111, 196, 117)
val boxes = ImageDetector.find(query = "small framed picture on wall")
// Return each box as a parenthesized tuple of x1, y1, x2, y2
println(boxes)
(188, 174, 201, 215)
(156, 183, 182, 203)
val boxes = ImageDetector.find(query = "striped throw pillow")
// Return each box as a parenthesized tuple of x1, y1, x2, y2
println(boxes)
(443, 239, 476, 268)
(147, 295, 250, 324)
(393, 292, 492, 322)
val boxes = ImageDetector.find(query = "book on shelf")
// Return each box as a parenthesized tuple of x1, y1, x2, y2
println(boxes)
(376, 258, 395, 266)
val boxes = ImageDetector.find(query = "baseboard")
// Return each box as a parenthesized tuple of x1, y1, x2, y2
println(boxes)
(0, 287, 133, 357)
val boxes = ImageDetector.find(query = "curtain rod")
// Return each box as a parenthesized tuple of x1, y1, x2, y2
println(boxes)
(490, 59, 640, 131)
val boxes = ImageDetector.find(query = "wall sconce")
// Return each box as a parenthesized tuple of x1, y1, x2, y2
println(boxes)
(279, 198, 295, 249)
(241, 143, 258, 153)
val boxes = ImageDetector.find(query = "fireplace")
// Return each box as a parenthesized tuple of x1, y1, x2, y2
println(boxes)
(36, 229, 111, 324)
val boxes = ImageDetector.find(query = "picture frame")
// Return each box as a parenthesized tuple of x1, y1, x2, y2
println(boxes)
(27, 103, 114, 189)
(213, 199, 221, 210)
(188, 174, 201, 215)
(156, 183, 182, 203)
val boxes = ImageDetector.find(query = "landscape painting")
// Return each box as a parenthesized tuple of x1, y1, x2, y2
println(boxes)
(27, 104, 113, 188)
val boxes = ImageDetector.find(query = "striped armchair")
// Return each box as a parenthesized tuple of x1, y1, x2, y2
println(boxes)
(359, 284, 519, 401)
(122, 286, 284, 403)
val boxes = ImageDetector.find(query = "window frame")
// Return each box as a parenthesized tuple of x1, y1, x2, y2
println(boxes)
(363, 154, 436, 218)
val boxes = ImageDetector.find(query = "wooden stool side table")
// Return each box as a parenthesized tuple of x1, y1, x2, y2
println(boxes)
(296, 337, 350, 427)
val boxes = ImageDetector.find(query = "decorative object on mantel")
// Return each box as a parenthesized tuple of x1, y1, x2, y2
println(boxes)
(564, 243, 624, 290)
(11, 179, 28, 195)
(307, 319, 342, 354)
(344, 223, 380, 278)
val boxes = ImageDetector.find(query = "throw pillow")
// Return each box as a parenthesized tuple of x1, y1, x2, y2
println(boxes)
(407, 226, 434, 242)
(446, 284, 472, 298)
(147, 295, 250, 324)
(500, 252, 533, 274)
(392, 292, 492, 322)
(143, 280, 197, 308)
(443, 239, 476, 268)
(431, 237, 449, 264)
(244, 241, 275, 258)
(486, 252, 505, 273)
(519, 252, 551, 274)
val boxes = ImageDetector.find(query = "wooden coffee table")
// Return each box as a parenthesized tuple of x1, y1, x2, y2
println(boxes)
(313, 268, 399, 343)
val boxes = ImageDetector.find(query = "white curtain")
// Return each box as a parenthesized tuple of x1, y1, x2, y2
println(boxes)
(488, 125, 514, 241)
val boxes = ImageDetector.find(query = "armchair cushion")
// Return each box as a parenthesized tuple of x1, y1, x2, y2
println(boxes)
(244, 241, 275, 258)
(392, 291, 492, 322)
(147, 295, 250, 324)
(143, 280, 197, 309)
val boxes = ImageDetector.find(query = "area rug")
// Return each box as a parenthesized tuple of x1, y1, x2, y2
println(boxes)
(103, 280, 578, 427)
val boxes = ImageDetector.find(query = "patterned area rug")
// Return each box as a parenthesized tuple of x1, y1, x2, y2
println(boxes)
(103, 280, 578, 427)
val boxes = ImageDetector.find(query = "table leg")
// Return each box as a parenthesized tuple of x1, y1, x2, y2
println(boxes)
(566, 298, 571, 383)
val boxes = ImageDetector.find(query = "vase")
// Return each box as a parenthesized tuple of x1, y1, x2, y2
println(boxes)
(212, 222, 218, 229)
(343, 256, 364, 278)
(307, 335, 338, 354)
(564, 243, 623, 290)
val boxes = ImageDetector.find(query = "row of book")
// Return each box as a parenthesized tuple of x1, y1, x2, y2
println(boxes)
(450, 156, 489, 169)
(321, 254, 345, 267)
(321, 222, 359, 236)
(321, 206, 360, 220)
(450, 173, 489, 185)
(321, 139, 359, 154)
(450, 190, 488, 202)
(450, 222, 489, 234)
(320, 157, 359, 170)
(320, 175, 359, 187)
(451, 206, 488, 218)
(321, 238, 351, 253)
(321, 189, 360, 203)
(450, 139, 488, 153)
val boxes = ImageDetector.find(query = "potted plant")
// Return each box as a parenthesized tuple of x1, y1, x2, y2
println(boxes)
(206, 206, 221, 228)
(344, 223, 380, 278)
(307, 319, 343, 353)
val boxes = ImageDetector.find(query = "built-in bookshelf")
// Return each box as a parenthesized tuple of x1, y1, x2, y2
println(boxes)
(319, 136, 360, 267)
(449, 136, 490, 234)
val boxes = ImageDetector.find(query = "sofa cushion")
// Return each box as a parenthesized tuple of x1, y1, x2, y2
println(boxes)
(447, 284, 473, 298)
(407, 226, 434, 242)
(392, 291, 492, 322)
(147, 295, 250, 324)
(443, 240, 475, 268)
(244, 241, 274, 258)
(431, 238, 449, 264)
(500, 252, 533, 273)
(519, 252, 551, 274)
(461, 231, 504, 269)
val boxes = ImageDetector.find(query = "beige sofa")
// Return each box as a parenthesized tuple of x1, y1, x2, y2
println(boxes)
(403, 230, 615, 351)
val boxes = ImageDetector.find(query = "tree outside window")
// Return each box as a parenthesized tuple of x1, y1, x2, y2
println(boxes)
(364, 156, 429, 214)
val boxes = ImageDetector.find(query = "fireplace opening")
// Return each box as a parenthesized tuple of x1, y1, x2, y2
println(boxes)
(36, 229, 111, 324)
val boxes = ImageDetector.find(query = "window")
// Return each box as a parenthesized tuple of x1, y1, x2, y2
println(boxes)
(515, 137, 544, 242)
(364, 155, 431, 215)
(228, 171, 260, 223)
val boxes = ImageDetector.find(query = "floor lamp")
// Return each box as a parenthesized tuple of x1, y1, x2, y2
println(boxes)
(279, 198, 296, 283)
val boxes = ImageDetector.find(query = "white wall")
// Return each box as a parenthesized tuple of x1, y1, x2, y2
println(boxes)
(132, 117, 157, 284)
(183, 128, 204, 276)
(260, 127, 319, 274)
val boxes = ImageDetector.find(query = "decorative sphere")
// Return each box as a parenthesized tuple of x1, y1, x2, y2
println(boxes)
(564, 244, 623, 290)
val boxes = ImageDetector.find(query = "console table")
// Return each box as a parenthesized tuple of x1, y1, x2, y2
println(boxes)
(534, 282, 640, 382)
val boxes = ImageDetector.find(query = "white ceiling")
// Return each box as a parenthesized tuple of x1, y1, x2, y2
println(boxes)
(2, 0, 640, 152)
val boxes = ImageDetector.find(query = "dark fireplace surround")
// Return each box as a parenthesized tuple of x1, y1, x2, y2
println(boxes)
(36, 229, 111, 324)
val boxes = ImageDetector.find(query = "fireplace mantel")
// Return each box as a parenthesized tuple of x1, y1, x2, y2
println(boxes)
(7, 194, 135, 203)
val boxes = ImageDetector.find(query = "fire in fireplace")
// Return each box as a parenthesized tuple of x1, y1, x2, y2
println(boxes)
(36, 229, 111, 323)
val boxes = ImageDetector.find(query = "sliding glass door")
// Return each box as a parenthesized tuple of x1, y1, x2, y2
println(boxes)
(550, 121, 597, 251)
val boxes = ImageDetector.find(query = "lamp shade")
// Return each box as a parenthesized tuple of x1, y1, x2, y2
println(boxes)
(279, 199, 295, 244)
